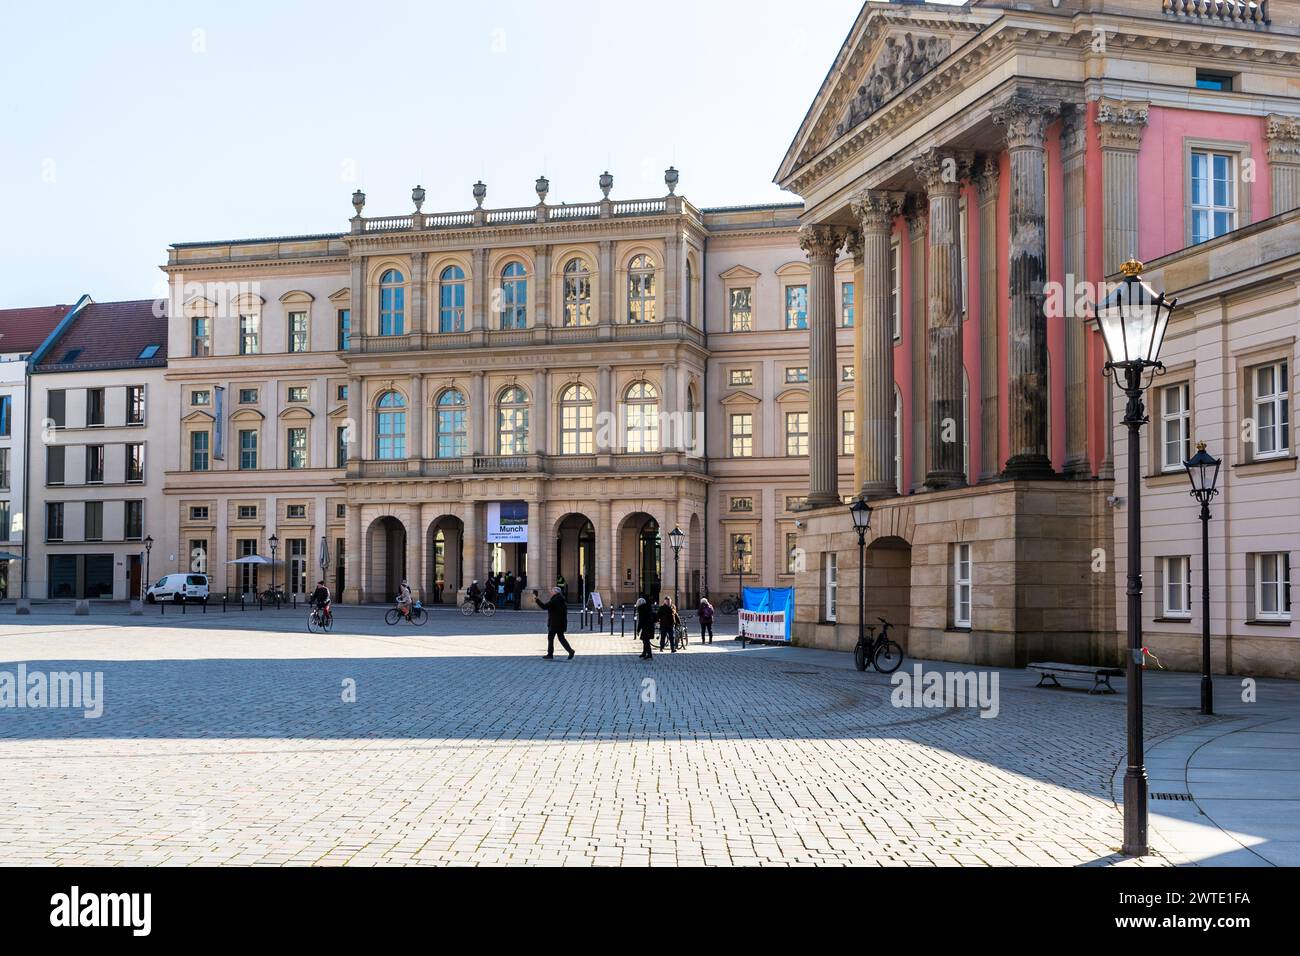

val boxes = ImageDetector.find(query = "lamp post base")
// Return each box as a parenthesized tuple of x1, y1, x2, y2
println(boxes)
(1122, 767, 1149, 857)
(1200, 675, 1214, 716)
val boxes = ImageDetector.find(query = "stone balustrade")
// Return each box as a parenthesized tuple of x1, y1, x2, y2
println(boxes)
(1162, 0, 1270, 25)
(348, 450, 704, 480)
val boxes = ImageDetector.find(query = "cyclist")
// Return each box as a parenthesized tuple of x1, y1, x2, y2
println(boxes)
(467, 579, 484, 613)
(395, 580, 413, 620)
(310, 579, 332, 626)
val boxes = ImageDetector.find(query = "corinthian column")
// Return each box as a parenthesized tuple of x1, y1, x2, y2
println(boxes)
(850, 191, 902, 498)
(994, 95, 1056, 480)
(914, 148, 970, 489)
(799, 223, 848, 508)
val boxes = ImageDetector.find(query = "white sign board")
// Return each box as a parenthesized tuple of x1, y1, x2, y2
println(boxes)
(739, 610, 788, 641)
(486, 501, 528, 543)
(590, 591, 603, 610)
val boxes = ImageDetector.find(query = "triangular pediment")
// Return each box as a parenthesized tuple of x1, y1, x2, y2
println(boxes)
(775, 6, 985, 188)
(718, 264, 761, 281)
(720, 390, 760, 407)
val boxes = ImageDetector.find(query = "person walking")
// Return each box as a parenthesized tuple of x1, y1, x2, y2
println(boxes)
(697, 596, 715, 644)
(535, 586, 574, 660)
(505, 571, 516, 610)
(657, 596, 680, 653)
(635, 596, 656, 660)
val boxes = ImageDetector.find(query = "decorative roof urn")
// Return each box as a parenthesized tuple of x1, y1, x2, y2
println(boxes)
(599, 170, 614, 198)
(351, 189, 366, 216)
(411, 184, 426, 212)
(535, 175, 550, 203)
(664, 166, 679, 195)
(472, 180, 487, 208)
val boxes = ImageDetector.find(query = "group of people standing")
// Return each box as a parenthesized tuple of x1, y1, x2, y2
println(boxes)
(633, 596, 715, 660)
(478, 571, 528, 609)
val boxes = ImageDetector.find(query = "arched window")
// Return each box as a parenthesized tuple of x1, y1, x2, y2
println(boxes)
(436, 389, 467, 459)
(496, 386, 530, 455)
(559, 384, 594, 454)
(624, 381, 660, 453)
(562, 258, 592, 327)
(375, 391, 406, 460)
(379, 269, 405, 336)
(439, 265, 465, 333)
(627, 255, 657, 324)
(500, 261, 527, 329)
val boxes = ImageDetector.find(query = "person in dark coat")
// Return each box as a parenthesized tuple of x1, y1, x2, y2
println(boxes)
(534, 586, 574, 660)
(656, 597, 680, 653)
(504, 572, 516, 609)
(635, 597, 656, 660)
(697, 597, 715, 644)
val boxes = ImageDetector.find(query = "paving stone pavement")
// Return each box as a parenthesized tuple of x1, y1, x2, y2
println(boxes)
(0, 605, 1228, 866)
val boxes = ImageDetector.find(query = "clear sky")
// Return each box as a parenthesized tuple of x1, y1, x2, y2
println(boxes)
(0, 0, 961, 307)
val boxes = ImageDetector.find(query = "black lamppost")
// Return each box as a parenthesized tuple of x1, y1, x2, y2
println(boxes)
(849, 497, 872, 648)
(1096, 257, 1177, 858)
(668, 525, 685, 608)
(269, 533, 279, 604)
(734, 537, 749, 640)
(143, 534, 153, 602)
(1183, 441, 1221, 716)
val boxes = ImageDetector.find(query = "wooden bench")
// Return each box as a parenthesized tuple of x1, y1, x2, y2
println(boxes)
(1029, 661, 1123, 695)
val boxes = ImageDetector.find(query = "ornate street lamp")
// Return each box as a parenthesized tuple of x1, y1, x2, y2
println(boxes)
(269, 533, 279, 605)
(143, 534, 153, 602)
(1096, 258, 1177, 858)
(668, 526, 685, 609)
(734, 537, 749, 641)
(849, 497, 872, 652)
(1183, 441, 1222, 716)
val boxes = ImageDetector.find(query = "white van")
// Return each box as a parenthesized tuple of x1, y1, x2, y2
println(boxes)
(145, 573, 210, 604)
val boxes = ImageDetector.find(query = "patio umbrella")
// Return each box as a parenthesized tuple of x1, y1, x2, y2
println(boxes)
(227, 555, 272, 565)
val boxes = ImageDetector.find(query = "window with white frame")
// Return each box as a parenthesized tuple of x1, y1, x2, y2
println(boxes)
(785, 411, 809, 457)
(953, 543, 972, 628)
(841, 409, 855, 456)
(1254, 552, 1292, 621)
(559, 384, 594, 454)
(785, 284, 808, 330)
(889, 241, 901, 340)
(1190, 150, 1237, 245)
(288, 311, 308, 353)
(728, 368, 753, 386)
(824, 552, 838, 622)
(624, 381, 660, 452)
(840, 281, 854, 328)
(1253, 360, 1290, 459)
(729, 413, 753, 458)
(729, 287, 753, 332)
(1161, 383, 1191, 472)
(1162, 555, 1191, 618)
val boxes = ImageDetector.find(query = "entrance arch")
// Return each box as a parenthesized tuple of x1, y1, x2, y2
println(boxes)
(426, 515, 464, 603)
(618, 512, 661, 603)
(366, 516, 407, 603)
(866, 535, 912, 651)
(686, 512, 702, 607)
(553, 512, 595, 603)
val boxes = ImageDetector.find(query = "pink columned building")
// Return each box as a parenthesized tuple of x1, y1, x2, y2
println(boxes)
(777, 0, 1300, 668)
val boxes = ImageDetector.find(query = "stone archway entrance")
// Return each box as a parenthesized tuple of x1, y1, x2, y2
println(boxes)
(866, 535, 912, 651)
(427, 515, 464, 603)
(554, 513, 595, 604)
(618, 512, 661, 603)
(366, 516, 406, 603)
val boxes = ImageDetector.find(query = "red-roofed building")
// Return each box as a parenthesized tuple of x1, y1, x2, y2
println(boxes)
(26, 298, 169, 601)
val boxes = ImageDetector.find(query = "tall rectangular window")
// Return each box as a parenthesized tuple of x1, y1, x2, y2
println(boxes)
(124, 500, 143, 541)
(45, 502, 64, 542)
(785, 411, 809, 457)
(336, 425, 348, 467)
(287, 427, 308, 469)
(0, 501, 10, 541)
(239, 430, 258, 470)
(84, 501, 103, 542)
(126, 385, 145, 425)
(1254, 360, 1290, 459)
(191, 431, 210, 471)
(239, 314, 260, 355)
(729, 413, 753, 458)
(1190, 150, 1237, 245)
(785, 532, 800, 575)
(86, 388, 105, 426)
(0, 394, 10, 436)
(288, 311, 308, 353)
(953, 543, 973, 628)
(730, 533, 754, 574)
(785, 285, 808, 330)
(824, 553, 838, 622)
(1163, 556, 1191, 618)
(47, 390, 66, 428)
(841, 409, 855, 456)
(337, 309, 351, 351)
(0, 447, 9, 489)
(85, 444, 105, 484)
(192, 317, 211, 356)
(126, 443, 145, 483)
(890, 241, 901, 340)
(1161, 383, 1191, 471)
(841, 281, 855, 327)
(1255, 552, 1291, 621)
(729, 287, 753, 332)
(47, 445, 65, 485)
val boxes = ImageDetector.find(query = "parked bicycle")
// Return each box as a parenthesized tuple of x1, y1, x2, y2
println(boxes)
(385, 601, 428, 626)
(854, 617, 904, 674)
(460, 598, 496, 617)
(307, 604, 333, 633)
(717, 595, 740, 615)
(260, 584, 287, 605)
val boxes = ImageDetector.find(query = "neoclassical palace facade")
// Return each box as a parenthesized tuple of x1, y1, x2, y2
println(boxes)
(161, 184, 853, 606)
(779, 0, 1299, 666)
